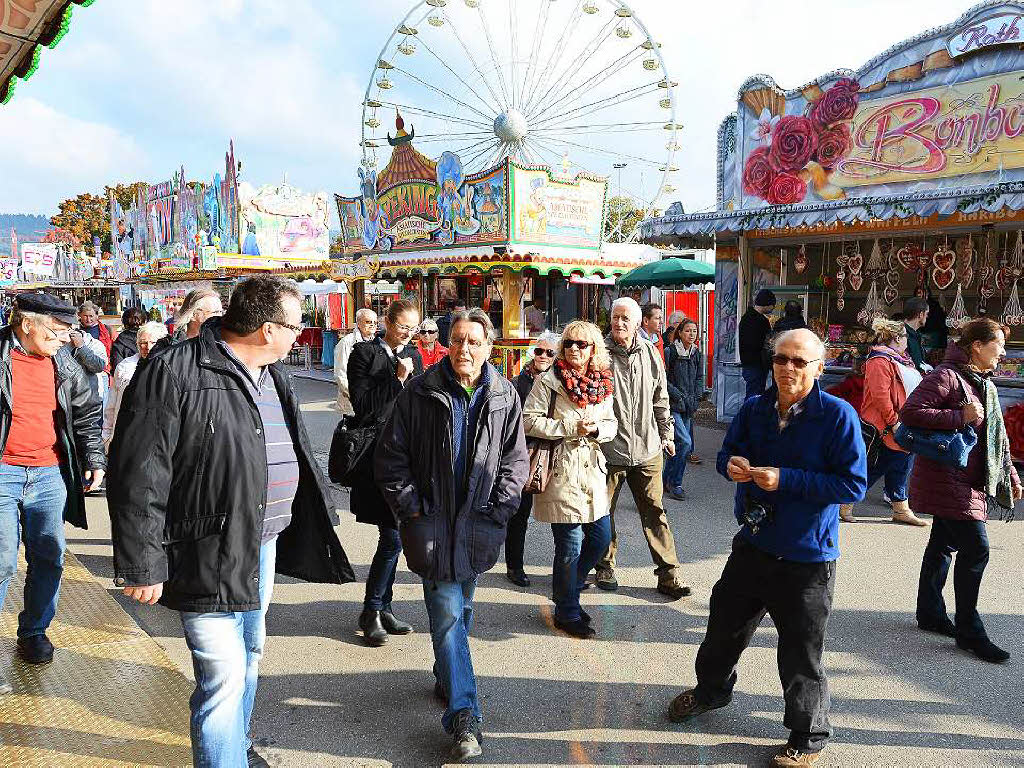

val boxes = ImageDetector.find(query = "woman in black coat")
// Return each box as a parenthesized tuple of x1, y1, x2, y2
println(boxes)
(347, 299, 423, 647)
(110, 307, 147, 371)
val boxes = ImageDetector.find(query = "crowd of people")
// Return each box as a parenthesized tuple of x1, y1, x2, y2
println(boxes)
(0, 277, 1018, 768)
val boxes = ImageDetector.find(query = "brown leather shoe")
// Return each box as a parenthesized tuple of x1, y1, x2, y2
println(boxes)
(657, 579, 692, 600)
(667, 688, 730, 723)
(688, 454, 702, 465)
(891, 500, 928, 527)
(770, 746, 824, 766)
(838, 504, 856, 523)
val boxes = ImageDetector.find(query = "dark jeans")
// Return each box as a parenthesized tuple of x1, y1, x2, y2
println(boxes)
(694, 537, 835, 753)
(741, 365, 767, 400)
(867, 446, 912, 502)
(916, 518, 989, 641)
(550, 515, 613, 623)
(504, 494, 532, 572)
(364, 526, 403, 612)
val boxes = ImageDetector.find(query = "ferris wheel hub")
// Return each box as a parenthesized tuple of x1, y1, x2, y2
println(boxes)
(493, 109, 529, 143)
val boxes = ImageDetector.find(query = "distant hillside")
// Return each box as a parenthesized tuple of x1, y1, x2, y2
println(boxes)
(0, 213, 51, 256)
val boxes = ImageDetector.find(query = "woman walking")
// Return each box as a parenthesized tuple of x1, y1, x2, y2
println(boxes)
(523, 321, 616, 639)
(842, 317, 927, 524)
(902, 318, 1021, 663)
(663, 319, 703, 500)
(348, 299, 424, 647)
(505, 331, 560, 587)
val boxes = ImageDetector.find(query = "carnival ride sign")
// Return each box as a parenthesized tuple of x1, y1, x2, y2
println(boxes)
(511, 166, 606, 250)
(20, 243, 57, 277)
(947, 13, 1023, 57)
(238, 181, 330, 266)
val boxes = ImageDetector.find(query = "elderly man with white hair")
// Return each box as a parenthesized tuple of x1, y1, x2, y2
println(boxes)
(667, 328, 867, 768)
(334, 308, 378, 414)
(594, 297, 691, 599)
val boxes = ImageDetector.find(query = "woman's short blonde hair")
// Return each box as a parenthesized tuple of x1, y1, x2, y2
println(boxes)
(558, 320, 610, 370)
(871, 316, 905, 345)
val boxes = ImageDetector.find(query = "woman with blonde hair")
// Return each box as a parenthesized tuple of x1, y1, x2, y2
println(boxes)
(523, 320, 617, 638)
(842, 315, 927, 525)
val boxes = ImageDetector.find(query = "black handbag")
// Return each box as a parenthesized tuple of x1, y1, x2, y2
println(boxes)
(328, 415, 378, 487)
(860, 418, 892, 469)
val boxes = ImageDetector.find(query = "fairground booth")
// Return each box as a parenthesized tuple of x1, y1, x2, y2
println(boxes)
(643, 1, 1024, 427)
(335, 113, 652, 375)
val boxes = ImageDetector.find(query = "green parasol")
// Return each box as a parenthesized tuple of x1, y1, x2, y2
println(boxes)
(616, 257, 715, 288)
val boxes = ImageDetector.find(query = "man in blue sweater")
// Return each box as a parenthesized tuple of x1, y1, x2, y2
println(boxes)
(667, 329, 866, 767)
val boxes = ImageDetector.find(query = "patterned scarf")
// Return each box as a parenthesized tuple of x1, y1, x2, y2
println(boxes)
(554, 359, 614, 409)
(959, 365, 1015, 516)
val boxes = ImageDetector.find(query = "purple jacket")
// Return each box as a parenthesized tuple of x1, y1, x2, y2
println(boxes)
(901, 343, 1019, 521)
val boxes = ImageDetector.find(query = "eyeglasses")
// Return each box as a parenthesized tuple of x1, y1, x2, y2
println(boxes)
(771, 354, 821, 369)
(393, 323, 417, 333)
(421, 329, 438, 335)
(450, 336, 487, 350)
(563, 339, 592, 350)
(41, 323, 71, 342)
(534, 348, 555, 358)
(271, 321, 304, 334)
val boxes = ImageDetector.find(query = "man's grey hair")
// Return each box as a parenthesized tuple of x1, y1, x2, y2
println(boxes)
(78, 301, 99, 314)
(136, 321, 169, 342)
(773, 328, 825, 360)
(611, 296, 641, 322)
(450, 308, 495, 343)
(534, 330, 561, 348)
(355, 307, 377, 323)
(176, 287, 219, 327)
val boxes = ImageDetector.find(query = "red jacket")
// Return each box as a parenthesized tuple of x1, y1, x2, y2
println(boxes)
(417, 340, 449, 368)
(861, 351, 911, 452)
(826, 374, 864, 414)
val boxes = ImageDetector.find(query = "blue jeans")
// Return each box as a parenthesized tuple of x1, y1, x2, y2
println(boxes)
(364, 526, 402, 612)
(662, 412, 694, 491)
(423, 578, 479, 732)
(867, 446, 913, 502)
(917, 518, 989, 642)
(550, 515, 612, 623)
(742, 365, 767, 400)
(0, 464, 67, 639)
(180, 538, 276, 767)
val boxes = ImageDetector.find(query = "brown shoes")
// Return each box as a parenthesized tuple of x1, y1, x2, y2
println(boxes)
(770, 746, 824, 766)
(667, 688, 731, 723)
(657, 579, 692, 600)
(891, 500, 928, 526)
(688, 454, 702, 465)
(838, 504, 856, 522)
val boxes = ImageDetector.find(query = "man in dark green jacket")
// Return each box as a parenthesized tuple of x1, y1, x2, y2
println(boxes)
(903, 296, 930, 374)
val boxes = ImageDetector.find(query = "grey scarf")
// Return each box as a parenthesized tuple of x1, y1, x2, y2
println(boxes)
(959, 366, 1015, 515)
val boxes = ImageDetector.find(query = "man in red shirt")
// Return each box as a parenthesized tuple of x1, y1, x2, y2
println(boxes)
(0, 294, 104, 694)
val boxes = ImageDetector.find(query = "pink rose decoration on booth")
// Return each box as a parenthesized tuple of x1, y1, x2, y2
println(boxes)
(742, 146, 776, 199)
(765, 172, 807, 205)
(810, 78, 860, 128)
(768, 115, 818, 173)
(815, 123, 853, 169)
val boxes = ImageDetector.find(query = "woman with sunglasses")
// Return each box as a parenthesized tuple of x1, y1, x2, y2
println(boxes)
(523, 321, 617, 638)
(504, 331, 560, 587)
(416, 317, 449, 368)
(842, 316, 927, 525)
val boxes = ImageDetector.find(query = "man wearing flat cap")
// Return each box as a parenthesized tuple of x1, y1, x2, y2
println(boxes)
(0, 294, 105, 694)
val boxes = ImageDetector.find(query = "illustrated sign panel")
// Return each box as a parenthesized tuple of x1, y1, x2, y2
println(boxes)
(237, 181, 330, 266)
(511, 166, 606, 250)
(20, 242, 57, 277)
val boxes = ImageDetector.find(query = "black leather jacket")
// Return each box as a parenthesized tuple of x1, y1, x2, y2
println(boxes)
(107, 320, 354, 612)
(0, 326, 104, 529)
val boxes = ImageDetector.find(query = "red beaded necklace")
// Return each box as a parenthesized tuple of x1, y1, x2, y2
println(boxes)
(554, 359, 614, 408)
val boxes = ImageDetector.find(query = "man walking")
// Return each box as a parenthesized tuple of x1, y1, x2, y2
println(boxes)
(667, 328, 867, 767)
(375, 308, 528, 762)
(739, 289, 776, 399)
(639, 302, 665, 360)
(595, 298, 690, 599)
(108, 276, 354, 767)
(902, 296, 931, 374)
(0, 294, 104, 693)
(334, 307, 378, 414)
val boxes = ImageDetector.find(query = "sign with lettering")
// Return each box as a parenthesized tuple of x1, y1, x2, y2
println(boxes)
(20, 243, 57, 277)
(947, 13, 1023, 57)
(0, 257, 18, 284)
(511, 166, 607, 249)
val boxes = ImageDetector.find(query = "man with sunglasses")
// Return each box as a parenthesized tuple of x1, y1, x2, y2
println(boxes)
(668, 328, 866, 768)
(334, 307, 378, 414)
(109, 276, 354, 767)
(0, 294, 104, 694)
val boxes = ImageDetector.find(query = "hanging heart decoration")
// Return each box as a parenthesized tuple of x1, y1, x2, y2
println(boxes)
(849, 272, 864, 291)
(887, 246, 901, 272)
(996, 266, 1013, 292)
(794, 244, 808, 274)
(836, 298, 845, 311)
(835, 253, 850, 268)
(885, 270, 900, 288)
(932, 244, 956, 290)
(883, 285, 899, 306)
(896, 244, 919, 270)
(837, 269, 846, 283)
(932, 265, 956, 290)
(848, 253, 863, 275)
(981, 281, 996, 299)
(932, 245, 956, 271)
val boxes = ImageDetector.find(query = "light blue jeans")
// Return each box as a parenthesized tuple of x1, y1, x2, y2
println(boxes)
(662, 412, 694, 491)
(180, 538, 276, 767)
(0, 464, 67, 638)
(423, 577, 480, 732)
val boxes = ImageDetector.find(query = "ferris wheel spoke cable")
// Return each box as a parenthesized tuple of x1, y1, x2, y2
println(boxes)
(440, 6, 507, 115)
(521, 0, 586, 116)
(532, 119, 669, 132)
(519, 0, 566, 115)
(413, 35, 502, 119)
(539, 133, 664, 167)
(448, 135, 499, 157)
(517, 0, 551, 110)
(476, 5, 512, 111)
(529, 44, 646, 124)
(531, 80, 664, 130)
(526, 16, 618, 120)
(509, 0, 519, 110)
(390, 63, 495, 122)
(373, 100, 492, 131)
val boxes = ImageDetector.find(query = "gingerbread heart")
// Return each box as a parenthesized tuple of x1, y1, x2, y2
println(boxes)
(917, 251, 931, 270)
(932, 266, 955, 290)
(836, 298, 845, 311)
(848, 254, 863, 274)
(883, 285, 898, 305)
(896, 245, 918, 270)
(885, 270, 900, 288)
(981, 281, 996, 299)
(961, 265, 974, 288)
(997, 267, 1013, 291)
(888, 251, 901, 271)
(933, 246, 956, 271)
(836, 254, 850, 267)
(849, 273, 863, 290)
(837, 270, 846, 283)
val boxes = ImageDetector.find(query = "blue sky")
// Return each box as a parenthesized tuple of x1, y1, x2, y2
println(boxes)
(0, 0, 979, 221)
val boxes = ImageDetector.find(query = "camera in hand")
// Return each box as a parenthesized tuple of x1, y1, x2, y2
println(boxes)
(742, 494, 775, 534)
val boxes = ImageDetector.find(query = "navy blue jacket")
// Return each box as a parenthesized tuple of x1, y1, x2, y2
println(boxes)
(716, 382, 867, 562)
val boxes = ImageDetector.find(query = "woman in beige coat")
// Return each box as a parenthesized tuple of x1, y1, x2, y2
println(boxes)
(523, 320, 617, 639)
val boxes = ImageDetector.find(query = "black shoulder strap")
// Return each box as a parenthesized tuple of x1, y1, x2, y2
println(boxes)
(547, 387, 558, 418)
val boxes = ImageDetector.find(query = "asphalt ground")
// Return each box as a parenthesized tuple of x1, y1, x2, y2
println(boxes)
(67, 376, 1024, 767)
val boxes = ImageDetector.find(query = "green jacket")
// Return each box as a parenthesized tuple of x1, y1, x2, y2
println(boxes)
(602, 335, 673, 467)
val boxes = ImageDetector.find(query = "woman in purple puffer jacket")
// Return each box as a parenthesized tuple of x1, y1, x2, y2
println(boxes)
(900, 318, 1022, 664)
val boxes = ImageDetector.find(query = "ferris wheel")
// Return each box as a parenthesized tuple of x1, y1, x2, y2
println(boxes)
(360, 0, 681, 243)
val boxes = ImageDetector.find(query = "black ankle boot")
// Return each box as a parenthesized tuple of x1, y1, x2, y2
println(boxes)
(380, 609, 413, 635)
(358, 609, 388, 647)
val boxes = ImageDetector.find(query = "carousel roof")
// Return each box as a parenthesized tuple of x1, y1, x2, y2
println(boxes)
(1, 0, 95, 105)
(376, 112, 437, 193)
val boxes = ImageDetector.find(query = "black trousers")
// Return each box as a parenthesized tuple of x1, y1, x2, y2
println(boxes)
(504, 494, 532, 572)
(694, 536, 836, 753)
(916, 517, 989, 641)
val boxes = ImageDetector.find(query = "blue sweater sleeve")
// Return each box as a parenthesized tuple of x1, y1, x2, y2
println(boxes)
(777, 401, 867, 504)
(717, 398, 754, 480)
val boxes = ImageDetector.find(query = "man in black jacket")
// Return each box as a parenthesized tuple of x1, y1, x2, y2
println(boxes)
(738, 289, 776, 400)
(375, 308, 528, 762)
(0, 294, 104, 694)
(108, 276, 354, 768)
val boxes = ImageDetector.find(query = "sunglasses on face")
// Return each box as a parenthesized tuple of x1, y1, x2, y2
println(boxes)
(771, 354, 820, 369)
(421, 329, 437, 335)
(534, 348, 555, 358)
(563, 339, 592, 350)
